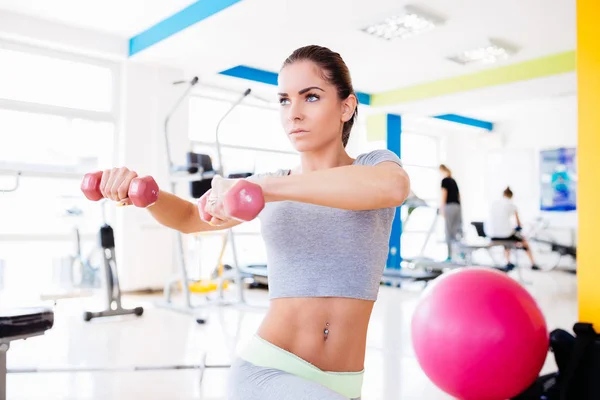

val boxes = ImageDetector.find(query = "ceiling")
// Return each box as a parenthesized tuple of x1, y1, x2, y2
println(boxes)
(0, 0, 577, 118)
(131, 0, 576, 94)
(0, 0, 197, 36)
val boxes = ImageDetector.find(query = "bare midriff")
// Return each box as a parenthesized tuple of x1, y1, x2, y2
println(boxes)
(257, 297, 374, 372)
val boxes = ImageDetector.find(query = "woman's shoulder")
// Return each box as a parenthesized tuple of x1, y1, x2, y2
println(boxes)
(354, 149, 403, 167)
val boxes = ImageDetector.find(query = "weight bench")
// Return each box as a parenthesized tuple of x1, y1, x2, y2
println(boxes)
(0, 307, 54, 400)
(456, 222, 531, 283)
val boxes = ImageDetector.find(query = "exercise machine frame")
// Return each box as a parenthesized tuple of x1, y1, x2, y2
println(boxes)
(83, 200, 144, 321)
(157, 79, 267, 323)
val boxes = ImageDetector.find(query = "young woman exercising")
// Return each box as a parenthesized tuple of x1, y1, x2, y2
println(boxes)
(96, 45, 410, 399)
(439, 164, 462, 260)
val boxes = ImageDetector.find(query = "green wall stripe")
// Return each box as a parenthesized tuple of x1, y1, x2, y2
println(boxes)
(371, 51, 576, 107)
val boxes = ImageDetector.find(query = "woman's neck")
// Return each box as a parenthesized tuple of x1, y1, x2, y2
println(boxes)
(298, 143, 354, 173)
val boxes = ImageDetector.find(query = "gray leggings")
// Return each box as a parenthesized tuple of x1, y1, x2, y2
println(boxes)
(226, 358, 359, 400)
(443, 203, 463, 258)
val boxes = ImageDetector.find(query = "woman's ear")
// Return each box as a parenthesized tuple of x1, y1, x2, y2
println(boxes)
(341, 94, 358, 122)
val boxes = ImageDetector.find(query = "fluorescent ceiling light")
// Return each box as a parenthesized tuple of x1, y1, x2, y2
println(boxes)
(361, 5, 443, 41)
(448, 40, 518, 65)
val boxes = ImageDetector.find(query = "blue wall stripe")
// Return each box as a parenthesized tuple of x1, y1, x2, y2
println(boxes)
(386, 114, 403, 270)
(129, 0, 243, 56)
(434, 114, 494, 131)
(356, 92, 372, 105)
(220, 66, 279, 85)
(219, 65, 372, 105)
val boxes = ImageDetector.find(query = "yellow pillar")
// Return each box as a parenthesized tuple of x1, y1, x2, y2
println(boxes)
(577, 0, 600, 326)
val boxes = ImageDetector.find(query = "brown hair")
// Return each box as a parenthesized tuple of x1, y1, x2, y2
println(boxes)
(282, 45, 358, 147)
(439, 164, 452, 177)
(503, 186, 513, 198)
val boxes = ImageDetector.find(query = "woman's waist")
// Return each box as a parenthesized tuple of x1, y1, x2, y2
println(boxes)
(238, 334, 365, 399)
(256, 297, 373, 371)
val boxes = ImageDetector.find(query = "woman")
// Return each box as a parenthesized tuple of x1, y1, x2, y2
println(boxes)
(97, 45, 410, 400)
(439, 164, 462, 261)
(487, 187, 538, 270)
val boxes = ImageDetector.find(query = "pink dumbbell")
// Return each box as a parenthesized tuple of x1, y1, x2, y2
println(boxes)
(198, 179, 265, 223)
(81, 171, 159, 208)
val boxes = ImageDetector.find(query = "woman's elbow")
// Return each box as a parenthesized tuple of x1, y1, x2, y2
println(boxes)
(389, 170, 410, 206)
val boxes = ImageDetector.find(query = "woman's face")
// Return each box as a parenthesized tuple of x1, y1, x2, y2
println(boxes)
(278, 61, 352, 152)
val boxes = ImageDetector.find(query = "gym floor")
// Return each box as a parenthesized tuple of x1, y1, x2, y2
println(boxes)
(5, 269, 576, 400)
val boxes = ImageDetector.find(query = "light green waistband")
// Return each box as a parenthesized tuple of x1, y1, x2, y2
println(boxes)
(240, 335, 364, 399)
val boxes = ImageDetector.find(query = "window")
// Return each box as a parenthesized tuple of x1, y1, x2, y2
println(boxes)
(404, 165, 440, 203)
(0, 46, 113, 112)
(396, 132, 442, 260)
(0, 42, 117, 299)
(189, 95, 299, 176)
(189, 97, 293, 153)
(0, 109, 114, 168)
(0, 175, 108, 235)
(401, 133, 440, 167)
(193, 144, 299, 177)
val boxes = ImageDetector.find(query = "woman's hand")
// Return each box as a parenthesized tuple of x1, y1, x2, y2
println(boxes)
(198, 176, 239, 226)
(198, 189, 229, 226)
(99, 167, 139, 206)
(198, 175, 266, 225)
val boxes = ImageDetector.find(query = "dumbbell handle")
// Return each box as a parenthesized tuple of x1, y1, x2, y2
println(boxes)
(81, 171, 159, 208)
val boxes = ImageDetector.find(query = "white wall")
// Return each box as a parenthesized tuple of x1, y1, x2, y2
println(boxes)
(445, 95, 578, 244)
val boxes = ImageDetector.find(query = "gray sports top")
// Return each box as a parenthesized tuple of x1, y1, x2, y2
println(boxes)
(255, 149, 403, 301)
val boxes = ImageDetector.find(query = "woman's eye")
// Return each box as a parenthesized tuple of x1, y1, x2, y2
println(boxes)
(279, 98, 290, 105)
(306, 94, 319, 102)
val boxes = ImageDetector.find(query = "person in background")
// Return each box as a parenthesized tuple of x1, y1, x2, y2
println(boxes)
(487, 187, 539, 270)
(439, 164, 462, 261)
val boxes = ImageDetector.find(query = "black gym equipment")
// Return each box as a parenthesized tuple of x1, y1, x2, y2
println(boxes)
(530, 237, 577, 272)
(0, 307, 54, 400)
(83, 205, 143, 322)
(188, 152, 215, 198)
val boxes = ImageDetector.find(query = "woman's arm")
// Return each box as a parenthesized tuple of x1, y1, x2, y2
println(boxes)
(258, 162, 409, 210)
(440, 188, 448, 215)
(148, 190, 241, 234)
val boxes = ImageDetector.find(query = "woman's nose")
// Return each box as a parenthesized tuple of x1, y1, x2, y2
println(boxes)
(288, 103, 304, 122)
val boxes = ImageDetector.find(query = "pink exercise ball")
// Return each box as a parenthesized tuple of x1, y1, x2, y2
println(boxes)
(411, 268, 548, 400)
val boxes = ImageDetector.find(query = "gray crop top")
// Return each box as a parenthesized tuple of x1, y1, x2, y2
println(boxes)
(255, 149, 403, 301)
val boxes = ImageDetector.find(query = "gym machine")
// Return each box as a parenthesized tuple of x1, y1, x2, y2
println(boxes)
(380, 192, 442, 287)
(83, 200, 144, 321)
(158, 78, 269, 324)
(0, 307, 54, 400)
(380, 192, 531, 288)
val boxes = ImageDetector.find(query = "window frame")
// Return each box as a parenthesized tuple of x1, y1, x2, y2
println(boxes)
(0, 39, 120, 177)
(0, 39, 121, 244)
